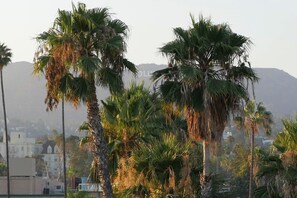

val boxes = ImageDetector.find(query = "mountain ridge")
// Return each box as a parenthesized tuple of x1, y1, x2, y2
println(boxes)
(1, 62, 296, 133)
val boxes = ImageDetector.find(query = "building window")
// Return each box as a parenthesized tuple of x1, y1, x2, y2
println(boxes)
(18, 134, 20, 139)
(47, 146, 52, 154)
(56, 185, 61, 190)
(54, 145, 59, 153)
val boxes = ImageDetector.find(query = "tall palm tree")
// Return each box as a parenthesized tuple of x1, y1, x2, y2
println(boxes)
(34, 3, 136, 197)
(152, 16, 257, 197)
(61, 97, 67, 197)
(242, 101, 272, 198)
(0, 43, 12, 198)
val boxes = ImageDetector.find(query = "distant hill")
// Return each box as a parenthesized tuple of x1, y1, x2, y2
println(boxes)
(0, 62, 296, 134)
(0, 62, 89, 133)
(253, 68, 297, 118)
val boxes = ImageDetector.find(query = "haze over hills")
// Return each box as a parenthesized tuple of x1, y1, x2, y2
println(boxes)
(0, 62, 296, 136)
(253, 68, 297, 118)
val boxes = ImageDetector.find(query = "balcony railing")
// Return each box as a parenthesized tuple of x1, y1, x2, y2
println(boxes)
(78, 183, 102, 192)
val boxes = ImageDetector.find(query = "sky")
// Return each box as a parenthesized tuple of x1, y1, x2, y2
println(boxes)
(1, 0, 297, 77)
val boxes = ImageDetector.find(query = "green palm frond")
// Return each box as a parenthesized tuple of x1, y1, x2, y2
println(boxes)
(108, 19, 128, 36)
(159, 81, 183, 104)
(228, 64, 259, 82)
(96, 67, 124, 94)
(0, 43, 12, 68)
(274, 118, 297, 152)
(179, 64, 203, 83)
(243, 101, 273, 135)
(86, 7, 110, 27)
(123, 58, 137, 74)
(77, 121, 89, 132)
(133, 134, 186, 185)
(78, 56, 101, 76)
(60, 73, 91, 102)
(151, 66, 178, 81)
(55, 10, 73, 33)
(207, 79, 246, 98)
(160, 39, 188, 61)
(120, 185, 150, 198)
(254, 186, 270, 198)
(33, 55, 50, 74)
(105, 35, 125, 52)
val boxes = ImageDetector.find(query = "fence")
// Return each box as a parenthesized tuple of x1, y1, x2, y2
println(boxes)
(0, 195, 64, 198)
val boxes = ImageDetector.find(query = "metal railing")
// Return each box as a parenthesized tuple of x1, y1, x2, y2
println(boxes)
(0, 195, 64, 198)
(78, 183, 102, 192)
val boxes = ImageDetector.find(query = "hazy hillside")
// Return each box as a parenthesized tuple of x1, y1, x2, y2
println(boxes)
(254, 68, 297, 118)
(0, 62, 296, 135)
(1, 62, 90, 133)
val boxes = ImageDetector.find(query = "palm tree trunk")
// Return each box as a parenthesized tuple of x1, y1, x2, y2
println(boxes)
(200, 77, 212, 198)
(123, 129, 129, 158)
(249, 127, 255, 198)
(200, 140, 212, 198)
(1, 69, 10, 197)
(241, 127, 246, 148)
(203, 140, 211, 176)
(241, 110, 246, 148)
(62, 97, 67, 197)
(87, 80, 113, 198)
(215, 141, 221, 174)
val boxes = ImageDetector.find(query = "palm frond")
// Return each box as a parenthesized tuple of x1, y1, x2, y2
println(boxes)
(77, 55, 101, 76)
(207, 79, 247, 98)
(0, 43, 12, 68)
(96, 67, 124, 94)
(77, 121, 89, 132)
(151, 66, 178, 81)
(123, 58, 137, 74)
(33, 55, 50, 74)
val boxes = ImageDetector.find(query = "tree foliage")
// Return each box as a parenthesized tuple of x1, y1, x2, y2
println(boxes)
(255, 117, 297, 198)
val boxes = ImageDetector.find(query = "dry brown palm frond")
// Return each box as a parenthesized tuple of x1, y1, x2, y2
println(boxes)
(113, 157, 145, 191)
(184, 107, 208, 142)
(178, 155, 193, 197)
(43, 41, 82, 111)
(282, 150, 297, 169)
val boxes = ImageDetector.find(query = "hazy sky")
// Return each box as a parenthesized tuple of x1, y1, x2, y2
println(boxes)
(1, 0, 297, 77)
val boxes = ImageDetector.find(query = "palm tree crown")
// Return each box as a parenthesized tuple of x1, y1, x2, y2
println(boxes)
(153, 15, 257, 142)
(34, 3, 136, 110)
(0, 43, 12, 69)
(242, 100, 273, 198)
(0, 42, 12, 197)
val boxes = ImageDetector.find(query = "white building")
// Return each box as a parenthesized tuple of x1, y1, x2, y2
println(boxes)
(41, 140, 63, 179)
(0, 132, 42, 160)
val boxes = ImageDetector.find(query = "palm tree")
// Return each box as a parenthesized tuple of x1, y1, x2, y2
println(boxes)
(0, 43, 12, 198)
(242, 101, 272, 198)
(61, 97, 67, 196)
(152, 16, 257, 197)
(255, 117, 297, 198)
(133, 134, 187, 197)
(79, 82, 165, 177)
(34, 3, 136, 197)
(102, 82, 164, 158)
